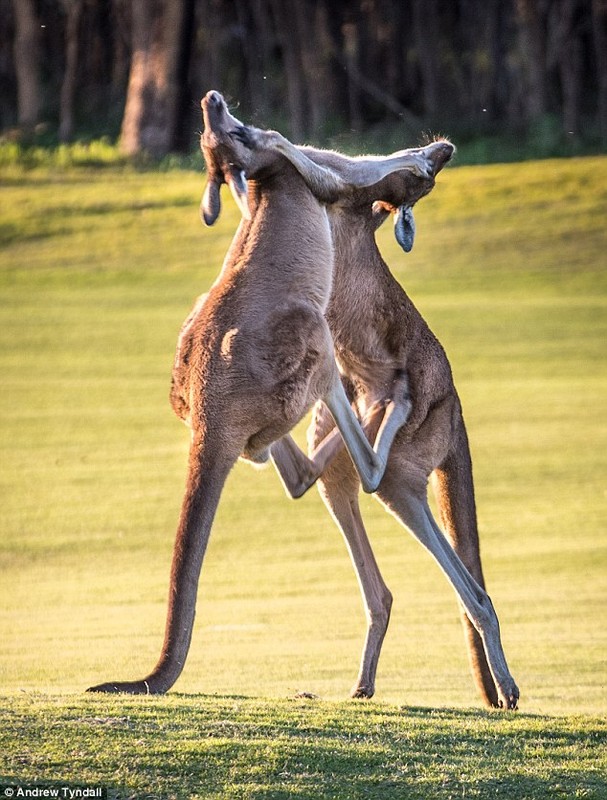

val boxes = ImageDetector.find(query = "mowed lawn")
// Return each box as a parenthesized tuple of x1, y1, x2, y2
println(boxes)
(1, 155, 606, 798)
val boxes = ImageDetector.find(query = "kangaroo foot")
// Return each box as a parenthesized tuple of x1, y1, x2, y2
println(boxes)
(350, 682, 375, 699)
(86, 679, 161, 695)
(497, 679, 519, 710)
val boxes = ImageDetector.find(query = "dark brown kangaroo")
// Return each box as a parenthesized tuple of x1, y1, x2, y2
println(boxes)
(87, 91, 434, 694)
(243, 131, 519, 709)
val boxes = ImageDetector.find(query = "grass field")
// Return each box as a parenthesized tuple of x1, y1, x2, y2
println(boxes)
(1, 155, 606, 798)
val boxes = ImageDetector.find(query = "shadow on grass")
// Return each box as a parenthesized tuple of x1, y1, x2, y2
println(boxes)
(1, 694, 605, 799)
(0, 194, 194, 248)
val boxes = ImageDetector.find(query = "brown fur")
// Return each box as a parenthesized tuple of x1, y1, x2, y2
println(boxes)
(257, 137, 519, 709)
(87, 92, 433, 695)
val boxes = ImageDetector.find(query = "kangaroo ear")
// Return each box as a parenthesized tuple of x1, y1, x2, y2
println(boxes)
(200, 178, 222, 226)
(394, 205, 416, 252)
(227, 168, 251, 220)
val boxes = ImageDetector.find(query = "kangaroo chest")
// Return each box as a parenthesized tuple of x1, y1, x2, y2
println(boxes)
(240, 189, 334, 312)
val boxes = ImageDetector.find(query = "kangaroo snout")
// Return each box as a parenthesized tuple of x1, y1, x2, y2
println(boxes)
(201, 90, 236, 135)
(427, 140, 455, 175)
(202, 90, 225, 114)
(206, 90, 223, 107)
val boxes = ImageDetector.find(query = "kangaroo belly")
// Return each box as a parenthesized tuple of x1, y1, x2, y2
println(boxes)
(233, 306, 335, 459)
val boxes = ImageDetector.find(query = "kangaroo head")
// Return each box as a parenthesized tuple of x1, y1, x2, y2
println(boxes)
(371, 139, 454, 252)
(200, 91, 251, 225)
(200, 90, 286, 225)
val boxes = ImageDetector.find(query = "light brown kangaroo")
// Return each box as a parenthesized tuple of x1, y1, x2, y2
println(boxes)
(241, 130, 519, 709)
(87, 91, 434, 695)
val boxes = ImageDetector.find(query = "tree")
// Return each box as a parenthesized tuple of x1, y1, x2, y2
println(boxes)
(412, 0, 441, 119)
(11, 0, 42, 128)
(59, 0, 84, 142)
(119, 0, 192, 156)
(515, 0, 549, 121)
(1, 0, 606, 156)
(269, 0, 307, 140)
(593, 0, 607, 144)
(550, 0, 583, 139)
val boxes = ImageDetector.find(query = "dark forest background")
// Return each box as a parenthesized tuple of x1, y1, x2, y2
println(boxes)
(2, 0, 607, 161)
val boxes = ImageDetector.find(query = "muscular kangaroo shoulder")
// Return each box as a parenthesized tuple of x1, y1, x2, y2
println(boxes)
(407, 326, 455, 413)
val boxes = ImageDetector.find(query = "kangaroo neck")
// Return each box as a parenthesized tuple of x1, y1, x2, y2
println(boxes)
(222, 177, 335, 310)
(328, 209, 384, 292)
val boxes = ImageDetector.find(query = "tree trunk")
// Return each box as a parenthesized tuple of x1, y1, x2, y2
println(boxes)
(515, 0, 549, 120)
(119, 0, 188, 157)
(59, 0, 84, 142)
(412, 0, 440, 118)
(292, 0, 333, 138)
(378, 0, 404, 106)
(111, 0, 132, 101)
(234, 0, 272, 120)
(269, 0, 307, 141)
(11, 0, 42, 128)
(457, 0, 501, 121)
(592, 0, 607, 144)
(552, 0, 582, 138)
(190, 0, 222, 98)
(342, 21, 363, 132)
(487, 0, 510, 121)
(172, 0, 196, 152)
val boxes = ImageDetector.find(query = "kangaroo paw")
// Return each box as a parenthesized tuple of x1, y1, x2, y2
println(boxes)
(350, 682, 375, 699)
(497, 680, 520, 710)
(86, 679, 158, 695)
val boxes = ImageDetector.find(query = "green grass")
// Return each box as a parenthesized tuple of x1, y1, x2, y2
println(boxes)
(1, 156, 606, 798)
(1, 695, 605, 799)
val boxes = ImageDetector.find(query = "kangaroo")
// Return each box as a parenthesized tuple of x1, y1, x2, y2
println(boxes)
(239, 130, 519, 709)
(87, 91, 434, 694)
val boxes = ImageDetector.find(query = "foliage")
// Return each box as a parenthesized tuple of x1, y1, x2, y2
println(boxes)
(2, 1, 606, 156)
(0, 137, 212, 173)
(0, 157, 606, 797)
(0, 137, 128, 171)
(1, 121, 605, 175)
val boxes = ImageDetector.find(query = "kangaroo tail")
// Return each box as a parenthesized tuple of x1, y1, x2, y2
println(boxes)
(88, 432, 236, 695)
(431, 415, 500, 708)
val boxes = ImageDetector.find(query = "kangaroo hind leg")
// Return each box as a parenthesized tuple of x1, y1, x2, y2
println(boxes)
(87, 430, 239, 694)
(309, 401, 393, 699)
(270, 370, 411, 498)
(322, 478, 393, 699)
(376, 478, 519, 710)
(431, 424, 500, 707)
